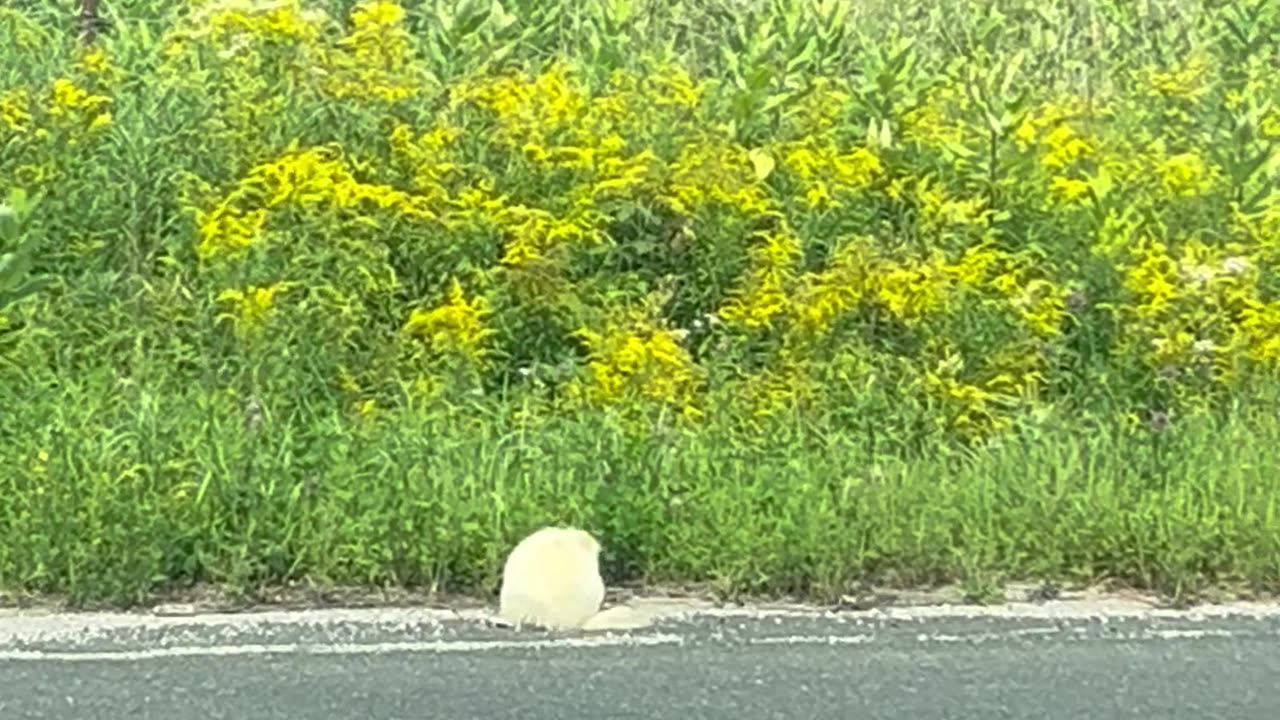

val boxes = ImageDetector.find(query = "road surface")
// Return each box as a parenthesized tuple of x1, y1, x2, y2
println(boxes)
(2, 599, 1279, 719)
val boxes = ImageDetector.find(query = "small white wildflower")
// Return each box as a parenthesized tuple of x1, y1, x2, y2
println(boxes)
(1222, 256, 1249, 276)
(517, 366, 533, 377)
(1182, 264, 1214, 285)
(1193, 338, 1216, 356)
(243, 396, 263, 431)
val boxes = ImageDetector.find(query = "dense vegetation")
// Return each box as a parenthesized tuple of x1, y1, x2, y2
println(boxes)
(1, 0, 1278, 607)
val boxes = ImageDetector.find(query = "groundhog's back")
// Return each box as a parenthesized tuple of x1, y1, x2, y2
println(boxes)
(498, 526, 605, 630)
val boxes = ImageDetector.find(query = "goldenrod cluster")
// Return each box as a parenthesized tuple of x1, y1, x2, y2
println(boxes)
(6, 0, 1278, 444)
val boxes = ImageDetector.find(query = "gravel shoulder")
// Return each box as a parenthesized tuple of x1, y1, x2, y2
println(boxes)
(3, 595, 1279, 720)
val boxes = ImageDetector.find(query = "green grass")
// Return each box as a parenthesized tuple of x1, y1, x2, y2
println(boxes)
(1, 0, 1279, 608)
(3, 361, 1278, 606)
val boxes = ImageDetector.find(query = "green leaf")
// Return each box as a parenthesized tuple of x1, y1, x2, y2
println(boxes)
(450, 0, 491, 38)
(762, 89, 800, 115)
(0, 276, 51, 310)
(0, 250, 34, 287)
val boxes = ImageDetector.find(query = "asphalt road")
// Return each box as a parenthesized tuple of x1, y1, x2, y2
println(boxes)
(2, 601, 1279, 719)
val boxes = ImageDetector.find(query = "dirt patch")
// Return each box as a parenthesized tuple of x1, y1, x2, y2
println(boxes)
(2, 577, 1273, 618)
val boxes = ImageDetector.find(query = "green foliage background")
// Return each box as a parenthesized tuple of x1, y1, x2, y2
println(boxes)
(1, 0, 1278, 606)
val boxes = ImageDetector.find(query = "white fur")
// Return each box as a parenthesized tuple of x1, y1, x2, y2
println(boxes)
(498, 526, 606, 631)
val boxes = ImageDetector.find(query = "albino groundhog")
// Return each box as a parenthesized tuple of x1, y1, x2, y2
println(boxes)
(498, 526, 607, 631)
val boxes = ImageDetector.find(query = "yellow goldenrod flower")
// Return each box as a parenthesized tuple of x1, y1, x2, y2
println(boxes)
(403, 279, 495, 366)
(1048, 176, 1091, 206)
(217, 282, 291, 337)
(1157, 152, 1215, 198)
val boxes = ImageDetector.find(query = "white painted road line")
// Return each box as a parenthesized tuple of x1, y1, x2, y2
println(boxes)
(0, 632, 688, 662)
(3, 621, 1276, 664)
